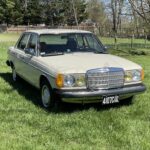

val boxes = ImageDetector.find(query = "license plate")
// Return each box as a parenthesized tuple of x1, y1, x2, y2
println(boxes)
(102, 96, 119, 105)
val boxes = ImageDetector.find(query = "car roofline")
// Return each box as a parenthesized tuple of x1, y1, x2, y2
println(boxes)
(24, 29, 92, 35)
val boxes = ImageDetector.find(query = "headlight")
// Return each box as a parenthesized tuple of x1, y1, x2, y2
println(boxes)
(125, 69, 144, 83)
(132, 70, 141, 81)
(64, 75, 75, 87)
(75, 74, 85, 87)
(56, 74, 85, 88)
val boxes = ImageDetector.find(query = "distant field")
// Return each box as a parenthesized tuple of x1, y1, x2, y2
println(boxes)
(101, 37, 150, 54)
(101, 37, 150, 45)
(0, 33, 150, 149)
(0, 33, 20, 42)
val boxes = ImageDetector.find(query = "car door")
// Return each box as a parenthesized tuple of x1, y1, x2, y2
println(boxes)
(21, 33, 41, 86)
(14, 33, 30, 77)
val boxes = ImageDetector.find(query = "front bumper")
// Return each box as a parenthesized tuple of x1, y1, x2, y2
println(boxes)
(54, 84, 146, 103)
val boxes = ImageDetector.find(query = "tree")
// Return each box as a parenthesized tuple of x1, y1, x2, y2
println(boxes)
(73, 0, 87, 26)
(110, 0, 124, 33)
(128, 0, 150, 31)
(42, 0, 64, 26)
(0, 0, 87, 26)
(87, 0, 107, 27)
(2, 0, 15, 26)
(0, 0, 6, 24)
(59, 0, 87, 26)
(22, 0, 43, 25)
(12, 0, 23, 25)
(42, 0, 87, 26)
(128, 0, 150, 23)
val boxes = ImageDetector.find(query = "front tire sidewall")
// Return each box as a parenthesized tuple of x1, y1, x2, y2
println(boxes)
(41, 81, 54, 109)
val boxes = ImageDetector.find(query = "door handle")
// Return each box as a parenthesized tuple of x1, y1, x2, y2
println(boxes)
(11, 52, 16, 55)
(20, 56, 25, 60)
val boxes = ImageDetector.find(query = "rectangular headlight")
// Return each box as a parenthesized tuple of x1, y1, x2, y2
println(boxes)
(125, 69, 144, 83)
(56, 73, 85, 88)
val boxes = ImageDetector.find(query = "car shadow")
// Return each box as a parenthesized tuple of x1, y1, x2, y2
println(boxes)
(0, 72, 41, 106)
(0, 72, 132, 114)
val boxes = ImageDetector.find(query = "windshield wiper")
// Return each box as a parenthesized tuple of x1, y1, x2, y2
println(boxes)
(94, 51, 107, 54)
(41, 52, 64, 57)
(76, 48, 106, 54)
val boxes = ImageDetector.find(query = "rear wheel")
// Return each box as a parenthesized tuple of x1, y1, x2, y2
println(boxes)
(12, 67, 18, 82)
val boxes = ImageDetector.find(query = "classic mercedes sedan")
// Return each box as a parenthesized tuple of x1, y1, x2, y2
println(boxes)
(6, 29, 146, 109)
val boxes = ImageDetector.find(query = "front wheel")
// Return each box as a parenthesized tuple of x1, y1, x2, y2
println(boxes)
(40, 80, 55, 109)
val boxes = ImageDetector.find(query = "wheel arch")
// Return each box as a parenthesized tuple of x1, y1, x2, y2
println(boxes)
(39, 75, 52, 89)
(9, 61, 14, 69)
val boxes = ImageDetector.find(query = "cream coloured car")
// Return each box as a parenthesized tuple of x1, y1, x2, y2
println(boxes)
(7, 29, 146, 109)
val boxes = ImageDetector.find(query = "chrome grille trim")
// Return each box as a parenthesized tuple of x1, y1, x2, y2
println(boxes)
(86, 67, 124, 90)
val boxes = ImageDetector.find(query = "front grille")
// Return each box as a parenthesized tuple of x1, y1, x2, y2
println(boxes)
(86, 68, 124, 90)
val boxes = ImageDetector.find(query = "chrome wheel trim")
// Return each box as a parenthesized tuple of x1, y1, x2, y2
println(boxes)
(41, 85, 51, 108)
(12, 68, 17, 81)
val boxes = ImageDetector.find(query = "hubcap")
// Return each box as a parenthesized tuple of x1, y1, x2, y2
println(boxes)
(12, 68, 17, 81)
(42, 85, 51, 108)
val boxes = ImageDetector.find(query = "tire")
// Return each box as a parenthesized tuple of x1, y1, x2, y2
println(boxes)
(12, 67, 18, 82)
(40, 80, 55, 109)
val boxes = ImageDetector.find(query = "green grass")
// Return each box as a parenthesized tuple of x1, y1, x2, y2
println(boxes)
(0, 33, 20, 42)
(101, 37, 150, 55)
(0, 33, 150, 149)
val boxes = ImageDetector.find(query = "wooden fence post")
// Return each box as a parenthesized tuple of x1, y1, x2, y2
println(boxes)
(131, 34, 134, 49)
(144, 35, 147, 48)
(114, 34, 117, 49)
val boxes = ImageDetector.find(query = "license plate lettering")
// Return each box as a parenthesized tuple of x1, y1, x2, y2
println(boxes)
(102, 96, 119, 105)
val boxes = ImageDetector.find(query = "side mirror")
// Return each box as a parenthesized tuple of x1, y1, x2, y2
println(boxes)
(104, 46, 111, 50)
(104, 46, 108, 50)
(24, 48, 35, 55)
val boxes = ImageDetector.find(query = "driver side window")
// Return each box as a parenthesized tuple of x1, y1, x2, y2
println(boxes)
(17, 34, 30, 50)
(27, 34, 37, 50)
(86, 35, 101, 51)
(26, 34, 38, 56)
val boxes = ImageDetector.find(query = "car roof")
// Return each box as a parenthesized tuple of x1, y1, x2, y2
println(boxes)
(25, 29, 92, 35)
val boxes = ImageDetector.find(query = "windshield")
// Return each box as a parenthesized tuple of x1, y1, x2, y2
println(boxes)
(39, 33, 105, 56)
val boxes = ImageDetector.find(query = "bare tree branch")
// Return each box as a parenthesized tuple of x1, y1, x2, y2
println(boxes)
(128, 0, 150, 24)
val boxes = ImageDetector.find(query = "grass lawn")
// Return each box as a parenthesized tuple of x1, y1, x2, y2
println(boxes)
(0, 33, 150, 149)
(0, 33, 20, 42)
(101, 37, 150, 55)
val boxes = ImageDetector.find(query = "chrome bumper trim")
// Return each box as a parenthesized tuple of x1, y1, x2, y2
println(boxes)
(54, 84, 146, 103)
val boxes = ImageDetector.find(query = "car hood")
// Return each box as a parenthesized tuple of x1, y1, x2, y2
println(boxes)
(37, 53, 142, 74)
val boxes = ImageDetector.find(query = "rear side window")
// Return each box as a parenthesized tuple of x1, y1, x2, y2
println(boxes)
(17, 34, 30, 50)
(27, 34, 38, 50)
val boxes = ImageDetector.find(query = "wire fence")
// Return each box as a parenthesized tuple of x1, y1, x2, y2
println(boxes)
(101, 37, 150, 50)
(0, 40, 149, 58)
